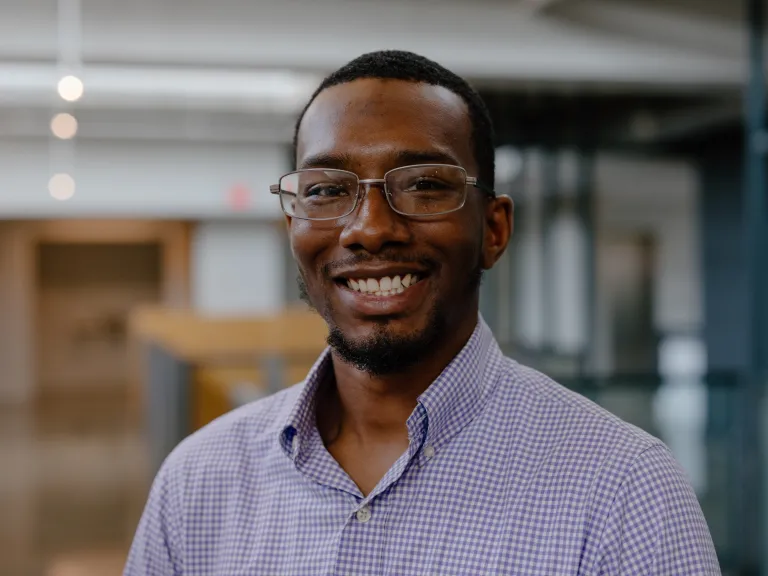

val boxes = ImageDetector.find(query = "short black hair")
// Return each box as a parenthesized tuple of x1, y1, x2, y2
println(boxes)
(292, 50, 496, 192)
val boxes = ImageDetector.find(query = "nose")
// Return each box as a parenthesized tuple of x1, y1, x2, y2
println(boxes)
(338, 182, 412, 254)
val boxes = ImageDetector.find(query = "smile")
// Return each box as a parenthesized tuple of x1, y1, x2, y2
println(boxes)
(334, 269, 430, 317)
(345, 274, 422, 297)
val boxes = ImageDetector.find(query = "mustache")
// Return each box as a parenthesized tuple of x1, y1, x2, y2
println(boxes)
(322, 253, 441, 277)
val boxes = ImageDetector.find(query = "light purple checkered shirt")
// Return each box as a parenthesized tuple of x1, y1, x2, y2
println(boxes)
(125, 318, 720, 575)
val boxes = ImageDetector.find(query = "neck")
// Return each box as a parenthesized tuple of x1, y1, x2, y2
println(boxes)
(319, 311, 478, 444)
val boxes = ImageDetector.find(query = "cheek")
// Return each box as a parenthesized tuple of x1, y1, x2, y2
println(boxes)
(451, 238, 484, 276)
(289, 221, 337, 280)
(429, 217, 484, 272)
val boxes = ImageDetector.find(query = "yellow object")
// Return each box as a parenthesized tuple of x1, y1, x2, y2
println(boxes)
(130, 305, 328, 430)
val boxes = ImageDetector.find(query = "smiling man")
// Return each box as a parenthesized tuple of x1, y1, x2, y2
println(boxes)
(125, 51, 720, 575)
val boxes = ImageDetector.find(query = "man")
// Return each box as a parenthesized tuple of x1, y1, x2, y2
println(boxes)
(125, 51, 720, 575)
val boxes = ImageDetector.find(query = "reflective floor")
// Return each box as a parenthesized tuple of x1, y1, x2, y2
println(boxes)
(0, 392, 148, 576)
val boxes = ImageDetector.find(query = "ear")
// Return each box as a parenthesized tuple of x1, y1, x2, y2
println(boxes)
(481, 195, 514, 270)
(283, 213, 296, 257)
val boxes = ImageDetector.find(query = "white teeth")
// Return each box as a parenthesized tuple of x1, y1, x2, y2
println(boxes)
(346, 274, 422, 295)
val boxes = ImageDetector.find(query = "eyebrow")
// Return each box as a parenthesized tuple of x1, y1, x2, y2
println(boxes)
(298, 153, 354, 170)
(298, 149, 463, 171)
(393, 150, 462, 167)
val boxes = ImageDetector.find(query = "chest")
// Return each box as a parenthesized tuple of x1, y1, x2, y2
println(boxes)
(182, 441, 597, 576)
(326, 435, 411, 496)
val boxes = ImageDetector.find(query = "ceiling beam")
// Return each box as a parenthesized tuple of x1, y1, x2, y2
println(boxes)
(0, 63, 320, 112)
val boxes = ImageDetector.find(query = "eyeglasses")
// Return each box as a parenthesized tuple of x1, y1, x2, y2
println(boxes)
(270, 164, 494, 221)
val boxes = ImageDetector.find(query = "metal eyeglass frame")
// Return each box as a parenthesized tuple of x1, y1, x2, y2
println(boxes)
(269, 163, 496, 221)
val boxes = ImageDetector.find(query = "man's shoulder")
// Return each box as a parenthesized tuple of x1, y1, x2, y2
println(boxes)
(498, 358, 663, 469)
(161, 382, 304, 475)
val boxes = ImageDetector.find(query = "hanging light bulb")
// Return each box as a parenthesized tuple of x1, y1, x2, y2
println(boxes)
(51, 112, 78, 139)
(57, 75, 84, 102)
(51, 0, 81, 201)
(49, 173, 76, 200)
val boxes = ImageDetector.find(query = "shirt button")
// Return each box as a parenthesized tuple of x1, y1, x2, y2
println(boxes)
(356, 506, 372, 523)
(291, 435, 299, 452)
(423, 445, 435, 460)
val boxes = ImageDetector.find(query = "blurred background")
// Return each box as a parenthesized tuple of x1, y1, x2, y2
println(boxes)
(1, 0, 767, 574)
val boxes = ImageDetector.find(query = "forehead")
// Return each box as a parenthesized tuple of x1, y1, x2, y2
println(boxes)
(296, 78, 474, 172)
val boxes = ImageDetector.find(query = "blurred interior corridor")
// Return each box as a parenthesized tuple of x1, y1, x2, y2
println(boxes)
(0, 390, 146, 576)
(0, 0, 767, 573)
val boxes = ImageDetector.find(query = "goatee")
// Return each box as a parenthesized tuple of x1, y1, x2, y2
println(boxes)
(326, 303, 446, 376)
(296, 265, 482, 376)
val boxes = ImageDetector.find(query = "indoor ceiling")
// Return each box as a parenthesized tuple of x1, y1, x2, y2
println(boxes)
(0, 0, 759, 148)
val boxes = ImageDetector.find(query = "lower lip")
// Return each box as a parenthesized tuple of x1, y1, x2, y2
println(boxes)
(335, 278, 429, 317)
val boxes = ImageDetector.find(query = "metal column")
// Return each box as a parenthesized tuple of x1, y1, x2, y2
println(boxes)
(744, 0, 768, 571)
(146, 344, 191, 476)
(576, 150, 596, 377)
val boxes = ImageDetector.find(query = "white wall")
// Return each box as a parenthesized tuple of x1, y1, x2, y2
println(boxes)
(191, 221, 286, 316)
(547, 212, 589, 355)
(0, 139, 287, 219)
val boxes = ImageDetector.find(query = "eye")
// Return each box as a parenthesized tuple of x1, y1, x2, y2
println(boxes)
(406, 178, 451, 192)
(304, 184, 350, 198)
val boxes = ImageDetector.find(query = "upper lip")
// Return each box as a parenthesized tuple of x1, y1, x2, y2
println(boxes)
(332, 265, 429, 280)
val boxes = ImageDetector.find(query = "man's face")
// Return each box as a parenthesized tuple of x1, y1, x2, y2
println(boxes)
(289, 78, 509, 374)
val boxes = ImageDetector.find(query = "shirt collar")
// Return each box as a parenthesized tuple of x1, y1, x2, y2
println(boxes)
(279, 350, 333, 460)
(279, 315, 501, 461)
(412, 315, 499, 452)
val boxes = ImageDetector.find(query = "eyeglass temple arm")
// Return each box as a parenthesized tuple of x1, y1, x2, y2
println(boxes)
(468, 177, 496, 197)
(270, 185, 299, 198)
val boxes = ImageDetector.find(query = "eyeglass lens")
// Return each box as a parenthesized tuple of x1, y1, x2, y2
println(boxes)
(279, 165, 467, 219)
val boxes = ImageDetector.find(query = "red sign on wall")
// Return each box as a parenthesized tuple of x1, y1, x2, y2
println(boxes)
(227, 184, 251, 211)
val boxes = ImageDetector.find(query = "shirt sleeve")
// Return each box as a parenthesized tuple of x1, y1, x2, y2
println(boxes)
(123, 461, 185, 576)
(596, 444, 721, 575)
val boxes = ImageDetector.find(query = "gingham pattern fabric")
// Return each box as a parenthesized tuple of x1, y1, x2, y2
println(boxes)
(125, 318, 721, 575)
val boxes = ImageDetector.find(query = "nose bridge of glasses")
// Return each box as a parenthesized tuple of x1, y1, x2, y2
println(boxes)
(354, 177, 390, 202)
(353, 178, 393, 214)
(358, 178, 387, 189)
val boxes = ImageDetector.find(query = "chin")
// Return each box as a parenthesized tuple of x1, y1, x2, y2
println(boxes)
(339, 311, 428, 338)
(326, 305, 446, 376)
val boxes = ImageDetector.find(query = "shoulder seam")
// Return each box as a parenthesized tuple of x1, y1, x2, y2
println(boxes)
(509, 362, 657, 448)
